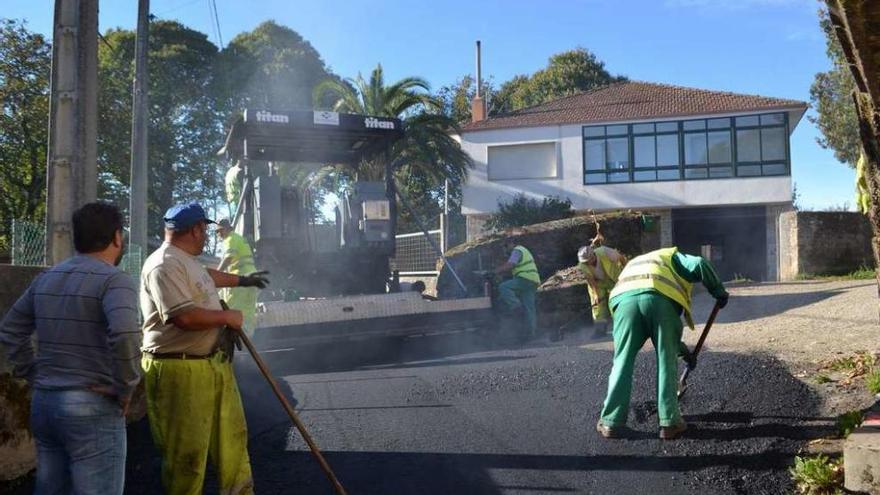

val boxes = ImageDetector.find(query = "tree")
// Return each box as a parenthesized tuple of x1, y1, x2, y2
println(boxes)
(0, 19, 50, 254)
(484, 194, 573, 231)
(494, 48, 624, 114)
(98, 21, 226, 236)
(217, 21, 332, 113)
(821, 0, 880, 318)
(809, 11, 861, 167)
(436, 74, 495, 124)
(313, 65, 472, 233)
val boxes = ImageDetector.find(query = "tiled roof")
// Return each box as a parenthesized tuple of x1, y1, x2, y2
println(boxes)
(461, 81, 807, 132)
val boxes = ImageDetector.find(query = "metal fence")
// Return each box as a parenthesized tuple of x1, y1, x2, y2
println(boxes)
(391, 229, 442, 275)
(11, 219, 46, 266)
(11, 219, 144, 285)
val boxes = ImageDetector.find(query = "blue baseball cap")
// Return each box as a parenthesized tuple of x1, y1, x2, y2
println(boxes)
(163, 203, 215, 231)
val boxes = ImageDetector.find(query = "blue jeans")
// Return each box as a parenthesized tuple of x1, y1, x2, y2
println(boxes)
(30, 389, 126, 495)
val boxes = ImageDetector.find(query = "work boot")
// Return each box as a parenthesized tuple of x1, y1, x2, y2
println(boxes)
(659, 421, 687, 440)
(596, 420, 623, 439)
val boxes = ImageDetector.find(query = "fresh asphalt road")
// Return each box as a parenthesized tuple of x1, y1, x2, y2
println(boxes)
(226, 322, 832, 495)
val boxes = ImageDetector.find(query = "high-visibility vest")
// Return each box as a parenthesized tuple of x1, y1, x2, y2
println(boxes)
(511, 245, 540, 284)
(609, 247, 695, 329)
(222, 232, 256, 275)
(586, 246, 624, 283)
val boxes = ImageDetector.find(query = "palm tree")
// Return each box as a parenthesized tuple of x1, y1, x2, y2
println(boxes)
(312, 64, 471, 185)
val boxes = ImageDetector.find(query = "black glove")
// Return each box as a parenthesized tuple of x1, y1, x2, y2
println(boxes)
(716, 292, 729, 309)
(238, 270, 270, 289)
(218, 300, 243, 363)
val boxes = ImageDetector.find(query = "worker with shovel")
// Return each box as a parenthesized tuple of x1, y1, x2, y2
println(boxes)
(596, 247, 728, 440)
(577, 245, 627, 339)
(494, 241, 541, 341)
(139, 203, 269, 494)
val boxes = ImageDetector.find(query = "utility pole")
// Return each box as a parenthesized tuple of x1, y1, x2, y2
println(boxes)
(129, 0, 149, 258)
(45, 0, 99, 264)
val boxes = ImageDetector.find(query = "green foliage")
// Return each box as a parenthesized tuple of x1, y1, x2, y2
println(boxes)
(867, 367, 880, 395)
(836, 410, 864, 438)
(809, 11, 861, 168)
(0, 19, 50, 254)
(314, 65, 472, 234)
(435, 74, 495, 124)
(493, 48, 625, 114)
(814, 373, 833, 384)
(484, 194, 573, 231)
(216, 21, 332, 112)
(97, 21, 226, 235)
(731, 273, 753, 283)
(797, 266, 875, 281)
(789, 454, 844, 495)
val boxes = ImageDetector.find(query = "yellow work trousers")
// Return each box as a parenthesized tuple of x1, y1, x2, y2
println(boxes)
(221, 286, 258, 337)
(588, 279, 616, 323)
(142, 354, 254, 495)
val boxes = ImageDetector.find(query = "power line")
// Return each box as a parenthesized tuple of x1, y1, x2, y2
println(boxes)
(208, 0, 223, 48)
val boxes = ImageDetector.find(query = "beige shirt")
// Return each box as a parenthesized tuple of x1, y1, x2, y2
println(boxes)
(140, 242, 221, 355)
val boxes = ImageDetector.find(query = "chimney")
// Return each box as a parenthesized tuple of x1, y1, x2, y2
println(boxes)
(471, 40, 487, 123)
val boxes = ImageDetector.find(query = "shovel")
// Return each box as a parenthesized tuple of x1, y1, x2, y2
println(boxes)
(677, 301, 722, 400)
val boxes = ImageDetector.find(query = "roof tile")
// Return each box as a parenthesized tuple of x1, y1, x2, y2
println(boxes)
(462, 81, 807, 132)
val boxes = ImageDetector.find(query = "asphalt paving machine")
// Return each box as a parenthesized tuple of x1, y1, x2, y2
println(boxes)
(218, 109, 493, 350)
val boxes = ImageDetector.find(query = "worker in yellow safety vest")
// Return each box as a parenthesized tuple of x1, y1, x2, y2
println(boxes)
(216, 218, 260, 336)
(577, 245, 627, 339)
(596, 247, 728, 441)
(494, 242, 541, 340)
(225, 161, 244, 215)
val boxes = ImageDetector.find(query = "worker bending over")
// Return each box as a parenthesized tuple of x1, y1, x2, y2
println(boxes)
(597, 247, 728, 440)
(494, 241, 541, 340)
(139, 203, 269, 494)
(577, 245, 626, 339)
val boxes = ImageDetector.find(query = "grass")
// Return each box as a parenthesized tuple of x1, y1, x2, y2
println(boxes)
(730, 273, 753, 283)
(814, 373, 833, 384)
(789, 454, 844, 495)
(867, 368, 880, 395)
(836, 410, 864, 438)
(796, 266, 876, 281)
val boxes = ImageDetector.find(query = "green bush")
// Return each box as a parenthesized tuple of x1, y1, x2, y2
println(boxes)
(789, 454, 843, 494)
(484, 193, 573, 231)
(836, 410, 863, 438)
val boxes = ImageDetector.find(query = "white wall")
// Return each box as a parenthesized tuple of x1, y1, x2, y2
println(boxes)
(460, 117, 793, 215)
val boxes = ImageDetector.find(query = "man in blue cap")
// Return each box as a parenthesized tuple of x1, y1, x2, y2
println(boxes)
(139, 202, 269, 494)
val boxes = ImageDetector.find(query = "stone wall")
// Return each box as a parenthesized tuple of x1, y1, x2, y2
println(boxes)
(0, 265, 45, 481)
(778, 211, 874, 280)
(438, 212, 661, 328)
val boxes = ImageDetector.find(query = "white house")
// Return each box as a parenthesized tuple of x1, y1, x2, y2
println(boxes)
(458, 81, 808, 281)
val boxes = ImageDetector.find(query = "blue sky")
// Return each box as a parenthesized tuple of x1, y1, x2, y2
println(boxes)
(6, 0, 853, 210)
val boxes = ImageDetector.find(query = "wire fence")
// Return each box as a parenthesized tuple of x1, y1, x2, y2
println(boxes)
(391, 229, 442, 274)
(11, 219, 46, 266)
(11, 219, 144, 286)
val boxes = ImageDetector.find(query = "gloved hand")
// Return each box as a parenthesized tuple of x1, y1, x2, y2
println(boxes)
(716, 292, 729, 309)
(239, 270, 270, 289)
(218, 300, 243, 363)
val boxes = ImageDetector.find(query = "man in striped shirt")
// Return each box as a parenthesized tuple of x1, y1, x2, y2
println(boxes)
(0, 202, 142, 494)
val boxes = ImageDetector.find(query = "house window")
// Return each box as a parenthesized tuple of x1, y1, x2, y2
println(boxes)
(488, 142, 558, 180)
(582, 111, 789, 184)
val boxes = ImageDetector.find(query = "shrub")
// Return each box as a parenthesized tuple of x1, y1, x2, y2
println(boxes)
(789, 454, 843, 494)
(484, 193, 573, 231)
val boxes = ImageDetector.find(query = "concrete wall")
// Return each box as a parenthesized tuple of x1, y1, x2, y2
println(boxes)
(459, 111, 793, 216)
(779, 211, 874, 280)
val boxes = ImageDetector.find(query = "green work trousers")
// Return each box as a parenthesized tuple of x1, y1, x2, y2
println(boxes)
(221, 286, 258, 337)
(498, 276, 538, 334)
(142, 353, 254, 495)
(599, 292, 685, 428)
